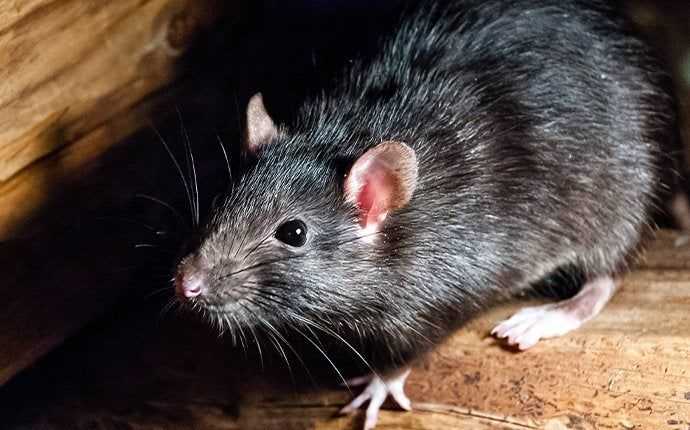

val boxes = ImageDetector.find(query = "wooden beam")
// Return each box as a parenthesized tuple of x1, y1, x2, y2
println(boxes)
(0, 0, 226, 239)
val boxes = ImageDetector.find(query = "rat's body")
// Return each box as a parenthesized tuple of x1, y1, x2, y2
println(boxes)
(174, 1, 676, 428)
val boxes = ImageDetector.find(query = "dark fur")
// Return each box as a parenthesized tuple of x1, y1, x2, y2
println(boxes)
(183, 0, 676, 373)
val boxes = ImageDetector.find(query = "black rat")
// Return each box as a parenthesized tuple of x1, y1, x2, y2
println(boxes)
(173, 0, 676, 428)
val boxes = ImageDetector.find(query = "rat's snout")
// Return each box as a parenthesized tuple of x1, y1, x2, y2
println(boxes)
(175, 271, 205, 299)
(175, 256, 208, 300)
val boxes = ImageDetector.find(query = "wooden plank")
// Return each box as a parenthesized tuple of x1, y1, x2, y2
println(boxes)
(0, 0, 226, 239)
(639, 229, 690, 270)
(0, 83, 177, 238)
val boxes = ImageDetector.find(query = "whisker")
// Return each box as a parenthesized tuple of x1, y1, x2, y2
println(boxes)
(135, 193, 189, 229)
(290, 322, 349, 390)
(176, 108, 200, 227)
(149, 122, 195, 223)
(231, 313, 249, 356)
(236, 285, 288, 308)
(223, 314, 237, 346)
(144, 285, 173, 301)
(243, 235, 273, 261)
(265, 329, 294, 383)
(217, 134, 232, 184)
(218, 253, 308, 281)
(238, 303, 264, 371)
(234, 222, 254, 260)
(95, 216, 159, 233)
(251, 306, 313, 388)
(291, 313, 379, 382)
(159, 298, 179, 319)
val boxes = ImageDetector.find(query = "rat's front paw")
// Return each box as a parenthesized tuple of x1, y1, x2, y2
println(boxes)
(340, 368, 411, 430)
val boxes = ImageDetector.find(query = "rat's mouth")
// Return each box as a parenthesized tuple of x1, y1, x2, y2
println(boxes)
(191, 296, 266, 324)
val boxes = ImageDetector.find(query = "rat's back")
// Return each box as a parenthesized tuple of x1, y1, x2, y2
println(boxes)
(297, 0, 673, 288)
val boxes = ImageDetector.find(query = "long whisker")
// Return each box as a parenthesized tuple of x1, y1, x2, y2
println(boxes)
(223, 314, 237, 345)
(177, 108, 200, 227)
(149, 122, 194, 222)
(231, 313, 249, 356)
(236, 285, 289, 308)
(159, 298, 179, 319)
(252, 312, 291, 375)
(243, 235, 273, 261)
(135, 193, 189, 229)
(237, 302, 265, 370)
(291, 313, 378, 381)
(264, 329, 294, 384)
(290, 322, 349, 390)
(95, 216, 160, 233)
(217, 134, 232, 184)
(218, 253, 308, 281)
(234, 222, 254, 260)
(144, 285, 174, 301)
(247, 297, 319, 388)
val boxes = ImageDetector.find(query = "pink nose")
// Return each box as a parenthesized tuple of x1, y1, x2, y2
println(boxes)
(175, 271, 205, 299)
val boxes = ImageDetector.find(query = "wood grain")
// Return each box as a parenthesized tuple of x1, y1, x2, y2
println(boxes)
(0, 0, 224, 239)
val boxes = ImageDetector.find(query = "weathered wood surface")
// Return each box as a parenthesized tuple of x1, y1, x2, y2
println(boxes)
(0, 0, 226, 239)
(2, 230, 690, 429)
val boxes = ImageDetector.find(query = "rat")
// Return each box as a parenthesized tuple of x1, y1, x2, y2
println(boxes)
(172, 0, 677, 428)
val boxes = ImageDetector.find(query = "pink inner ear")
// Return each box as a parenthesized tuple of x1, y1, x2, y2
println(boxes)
(356, 179, 389, 230)
(345, 141, 418, 233)
(346, 154, 395, 230)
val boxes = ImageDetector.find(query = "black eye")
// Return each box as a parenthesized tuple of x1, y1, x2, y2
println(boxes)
(275, 219, 308, 247)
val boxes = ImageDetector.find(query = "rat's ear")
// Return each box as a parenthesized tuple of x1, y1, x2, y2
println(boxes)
(344, 141, 418, 233)
(244, 93, 277, 153)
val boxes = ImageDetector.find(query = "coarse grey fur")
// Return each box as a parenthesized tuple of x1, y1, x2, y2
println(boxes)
(179, 0, 676, 373)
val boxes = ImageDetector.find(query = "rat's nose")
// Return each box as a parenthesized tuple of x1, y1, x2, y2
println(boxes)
(175, 256, 208, 300)
(175, 271, 206, 299)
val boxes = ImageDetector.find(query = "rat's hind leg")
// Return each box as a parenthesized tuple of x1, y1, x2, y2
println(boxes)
(340, 367, 412, 430)
(492, 275, 618, 350)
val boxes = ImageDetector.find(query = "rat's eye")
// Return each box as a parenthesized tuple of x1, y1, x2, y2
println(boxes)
(275, 219, 308, 247)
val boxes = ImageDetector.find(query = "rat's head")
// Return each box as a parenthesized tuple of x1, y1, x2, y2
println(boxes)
(174, 93, 419, 335)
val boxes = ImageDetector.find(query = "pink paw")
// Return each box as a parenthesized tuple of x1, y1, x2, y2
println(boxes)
(340, 368, 412, 430)
(491, 304, 582, 350)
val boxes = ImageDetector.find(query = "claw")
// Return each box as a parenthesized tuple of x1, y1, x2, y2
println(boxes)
(340, 368, 412, 429)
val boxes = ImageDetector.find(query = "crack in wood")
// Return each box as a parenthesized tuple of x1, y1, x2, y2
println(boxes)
(412, 402, 539, 429)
